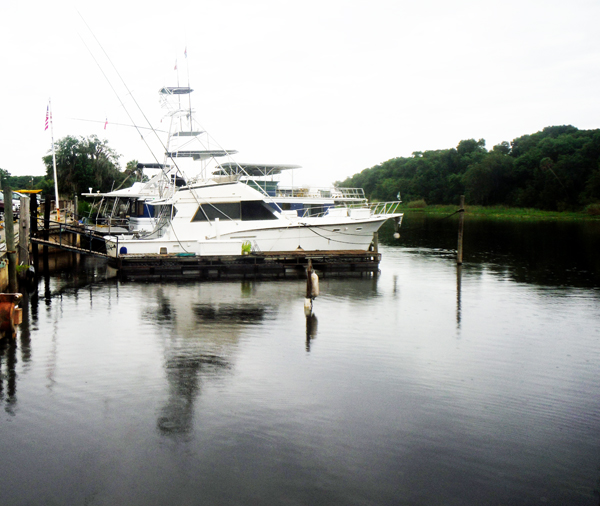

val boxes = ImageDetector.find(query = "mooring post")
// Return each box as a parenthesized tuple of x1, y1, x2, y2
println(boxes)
(30, 194, 39, 273)
(304, 258, 313, 315)
(3, 187, 17, 292)
(18, 195, 30, 273)
(372, 231, 379, 254)
(43, 196, 51, 271)
(306, 259, 313, 299)
(457, 195, 465, 265)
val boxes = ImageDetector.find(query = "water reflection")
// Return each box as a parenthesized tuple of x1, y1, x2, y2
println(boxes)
(158, 353, 229, 436)
(305, 313, 318, 352)
(0, 289, 34, 414)
(456, 264, 462, 330)
(381, 214, 600, 288)
(1, 232, 600, 505)
(0, 336, 17, 414)
(139, 282, 276, 437)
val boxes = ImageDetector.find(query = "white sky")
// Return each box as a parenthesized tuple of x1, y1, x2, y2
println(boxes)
(1, 0, 599, 187)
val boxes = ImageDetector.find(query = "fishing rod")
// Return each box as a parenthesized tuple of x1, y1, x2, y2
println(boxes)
(77, 11, 186, 188)
(68, 117, 169, 134)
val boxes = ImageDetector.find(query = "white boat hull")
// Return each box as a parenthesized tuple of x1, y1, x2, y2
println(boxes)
(105, 216, 390, 258)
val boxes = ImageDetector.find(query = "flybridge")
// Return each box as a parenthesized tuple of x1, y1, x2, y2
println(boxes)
(159, 87, 193, 95)
(166, 150, 238, 160)
(214, 163, 302, 177)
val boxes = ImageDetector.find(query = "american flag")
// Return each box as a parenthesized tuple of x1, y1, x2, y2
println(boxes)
(45, 104, 50, 131)
(104, 118, 108, 130)
(184, 47, 187, 58)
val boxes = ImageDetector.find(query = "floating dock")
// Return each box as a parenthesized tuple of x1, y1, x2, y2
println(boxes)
(113, 250, 381, 280)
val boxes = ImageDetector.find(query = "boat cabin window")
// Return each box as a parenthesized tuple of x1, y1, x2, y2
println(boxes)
(192, 203, 241, 221)
(303, 204, 325, 217)
(241, 201, 278, 221)
(136, 201, 156, 218)
(191, 201, 277, 221)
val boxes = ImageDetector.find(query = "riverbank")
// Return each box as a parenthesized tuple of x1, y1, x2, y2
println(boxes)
(399, 204, 600, 221)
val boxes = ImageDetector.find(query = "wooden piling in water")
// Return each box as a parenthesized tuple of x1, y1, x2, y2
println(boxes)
(18, 195, 30, 270)
(3, 187, 17, 292)
(30, 195, 39, 274)
(43, 197, 51, 273)
(457, 195, 465, 265)
(372, 231, 379, 254)
(306, 259, 313, 299)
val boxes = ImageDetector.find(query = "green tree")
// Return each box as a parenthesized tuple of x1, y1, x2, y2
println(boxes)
(42, 135, 125, 196)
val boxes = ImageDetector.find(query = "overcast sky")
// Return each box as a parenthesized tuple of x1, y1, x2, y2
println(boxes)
(1, 0, 599, 187)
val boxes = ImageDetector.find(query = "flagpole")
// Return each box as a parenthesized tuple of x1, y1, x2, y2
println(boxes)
(49, 99, 61, 222)
(185, 46, 192, 133)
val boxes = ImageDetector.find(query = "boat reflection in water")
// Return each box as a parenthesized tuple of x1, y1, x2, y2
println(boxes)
(138, 281, 279, 436)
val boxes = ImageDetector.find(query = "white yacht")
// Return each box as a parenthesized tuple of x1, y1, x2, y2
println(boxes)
(104, 179, 402, 257)
(85, 84, 402, 257)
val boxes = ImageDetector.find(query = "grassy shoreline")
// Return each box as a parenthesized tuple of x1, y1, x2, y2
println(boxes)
(398, 204, 600, 221)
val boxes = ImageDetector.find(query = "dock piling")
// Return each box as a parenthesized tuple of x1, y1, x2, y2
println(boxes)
(3, 187, 17, 292)
(457, 195, 465, 265)
(18, 195, 30, 271)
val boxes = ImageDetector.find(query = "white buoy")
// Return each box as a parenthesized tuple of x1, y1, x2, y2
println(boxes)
(310, 272, 319, 298)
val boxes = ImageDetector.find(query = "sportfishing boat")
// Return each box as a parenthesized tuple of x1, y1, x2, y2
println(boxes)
(88, 83, 402, 257)
(104, 179, 402, 257)
(83, 85, 370, 235)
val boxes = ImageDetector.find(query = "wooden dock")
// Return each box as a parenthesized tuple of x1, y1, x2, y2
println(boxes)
(114, 250, 381, 280)
(28, 215, 382, 280)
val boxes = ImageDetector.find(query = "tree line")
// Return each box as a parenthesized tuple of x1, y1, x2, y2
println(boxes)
(0, 135, 140, 196)
(337, 125, 600, 211)
(2, 126, 600, 213)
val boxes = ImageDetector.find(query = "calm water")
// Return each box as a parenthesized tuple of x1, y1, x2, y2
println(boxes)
(1, 216, 600, 505)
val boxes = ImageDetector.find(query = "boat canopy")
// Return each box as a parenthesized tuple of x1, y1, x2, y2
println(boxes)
(82, 181, 150, 198)
(137, 163, 170, 169)
(214, 162, 302, 177)
(171, 131, 204, 137)
(167, 150, 238, 160)
(159, 87, 193, 95)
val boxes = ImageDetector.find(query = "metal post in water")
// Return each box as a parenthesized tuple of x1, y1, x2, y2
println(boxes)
(3, 187, 17, 292)
(457, 195, 465, 265)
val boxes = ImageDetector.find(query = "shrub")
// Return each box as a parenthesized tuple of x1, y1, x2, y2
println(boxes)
(407, 199, 427, 208)
(585, 203, 600, 216)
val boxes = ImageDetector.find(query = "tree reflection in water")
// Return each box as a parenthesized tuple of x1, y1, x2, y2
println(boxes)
(157, 353, 229, 435)
(143, 284, 272, 437)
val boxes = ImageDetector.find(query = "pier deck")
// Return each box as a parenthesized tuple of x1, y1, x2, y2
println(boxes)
(114, 250, 381, 280)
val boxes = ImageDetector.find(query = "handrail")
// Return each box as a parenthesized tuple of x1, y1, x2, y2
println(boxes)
(32, 219, 110, 258)
(297, 201, 403, 219)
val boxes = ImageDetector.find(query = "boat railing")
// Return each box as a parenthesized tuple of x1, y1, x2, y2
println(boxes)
(275, 186, 366, 200)
(296, 201, 403, 219)
(367, 201, 403, 216)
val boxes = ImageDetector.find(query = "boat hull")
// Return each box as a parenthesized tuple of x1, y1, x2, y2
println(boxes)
(105, 215, 394, 258)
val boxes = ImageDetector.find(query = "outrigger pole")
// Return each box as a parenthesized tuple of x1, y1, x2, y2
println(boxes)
(48, 98, 61, 222)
